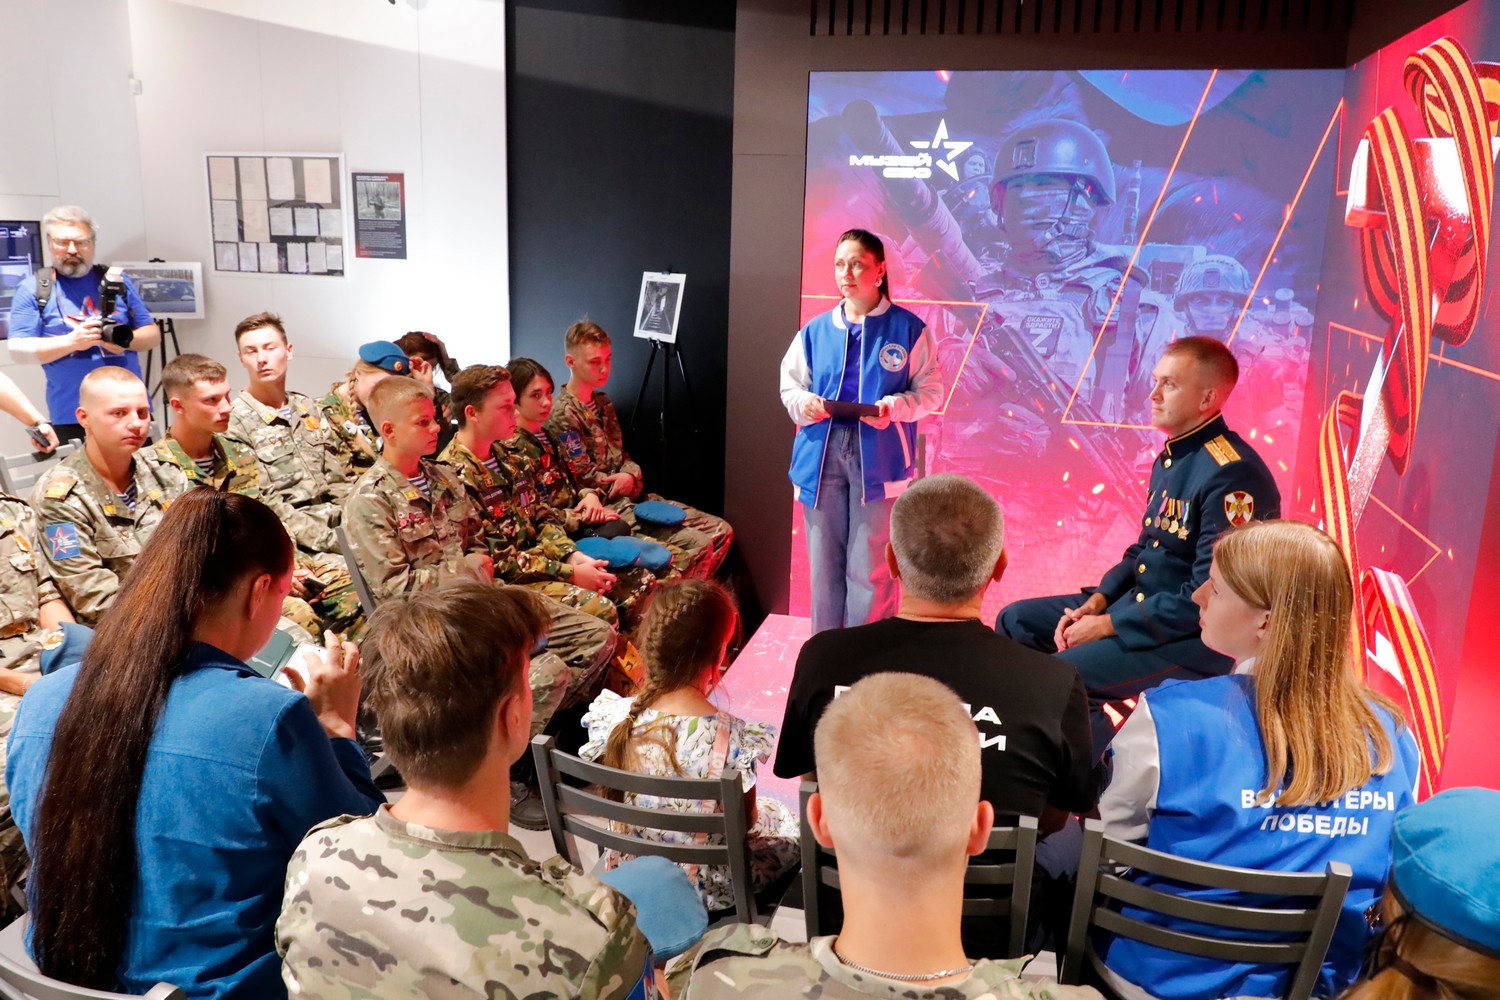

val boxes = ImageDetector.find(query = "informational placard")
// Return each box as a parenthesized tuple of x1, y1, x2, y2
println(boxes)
(352, 172, 407, 259)
(205, 153, 345, 277)
(0, 220, 43, 340)
(633, 271, 686, 343)
(115, 261, 205, 319)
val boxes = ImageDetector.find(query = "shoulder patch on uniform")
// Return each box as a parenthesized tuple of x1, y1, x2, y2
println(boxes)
(559, 430, 587, 460)
(1224, 490, 1255, 526)
(44, 523, 81, 560)
(44, 477, 77, 500)
(1204, 435, 1242, 466)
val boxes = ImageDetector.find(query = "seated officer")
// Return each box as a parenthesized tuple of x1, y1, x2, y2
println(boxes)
(997, 336, 1279, 751)
(545, 322, 732, 579)
(440, 364, 653, 628)
(0, 492, 74, 895)
(31, 367, 168, 625)
(344, 377, 616, 829)
(277, 582, 655, 1000)
(138, 354, 363, 639)
(667, 673, 1100, 999)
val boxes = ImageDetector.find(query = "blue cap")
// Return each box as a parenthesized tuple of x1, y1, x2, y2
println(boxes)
(597, 855, 707, 960)
(358, 340, 409, 375)
(633, 500, 686, 527)
(613, 535, 672, 574)
(1389, 787, 1500, 957)
(574, 536, 639, 570)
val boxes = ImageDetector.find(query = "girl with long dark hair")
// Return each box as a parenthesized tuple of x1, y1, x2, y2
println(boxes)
(8, 489, 383, 999)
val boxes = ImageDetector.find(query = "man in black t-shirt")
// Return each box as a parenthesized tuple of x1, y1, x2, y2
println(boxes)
(774, 473, 1102, 832)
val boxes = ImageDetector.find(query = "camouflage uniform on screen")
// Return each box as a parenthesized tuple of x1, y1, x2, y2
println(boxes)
(277, 806, 656, 1000)
(226, 389, 353, 552)
(439, 438, 654, 628)
(136, 435, 364, 638)
(547, 387, 733, 579)
(319, 379, 381, 480)
(343, 456, 612, 735)
(0, 496, 64, 891)
(666, 925, 1099, 999)
(30, 449, 170, 625)
(507, 426, 702, 579)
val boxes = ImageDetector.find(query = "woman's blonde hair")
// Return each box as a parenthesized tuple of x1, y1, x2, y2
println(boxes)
(598, 580, 738, 795)
(1213, 520, 1401, 807)
(1340, 893, 1500, 1000)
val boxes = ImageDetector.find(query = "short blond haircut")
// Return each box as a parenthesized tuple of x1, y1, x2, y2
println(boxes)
(565, 319, 610, 351)
(814, 673, 980, 866)
(78, 366, 146, 408)
(367, 375, 433, 429)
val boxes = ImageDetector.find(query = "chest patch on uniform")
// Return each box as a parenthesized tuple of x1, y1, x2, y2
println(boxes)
(559, 430, 587, 460)
(45, 478, 76, 500)
(45, 523, 80, 560)
(1224, 491, 1255, 526)
(1204, 435, 1242, 466)
(303, 415, 321, 431)
(1024, 315, 1064, 335)
(878, 343, 908, 372)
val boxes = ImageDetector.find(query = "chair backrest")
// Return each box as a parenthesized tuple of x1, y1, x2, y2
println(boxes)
(1061, 819, 1352, 1000)
(0, 442, 78, 498)
(531, 735, 757, 924)
(798, 779, 1038, 957)
(333, 524, 377, 618)
(0, 915, 185, 1000)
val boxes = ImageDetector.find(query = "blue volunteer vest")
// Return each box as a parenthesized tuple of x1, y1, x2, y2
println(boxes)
(1100, 674, 1419, 999)
(788, 301, 925, 507)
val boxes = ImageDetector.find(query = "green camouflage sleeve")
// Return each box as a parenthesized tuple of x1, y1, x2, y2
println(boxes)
(342, 490, 446, 602)
(18, 505, 61, 608)
(598, 393, 645, 483)
(30, 489, 121, 626)
(545, 397, 608, 489)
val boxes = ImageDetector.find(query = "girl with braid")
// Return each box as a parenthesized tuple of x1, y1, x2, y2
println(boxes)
(581, 580, 800, 912)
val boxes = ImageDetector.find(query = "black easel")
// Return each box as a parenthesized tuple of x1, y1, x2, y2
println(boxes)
(139, 258, 185, 435)
(627, 327, 699, 462)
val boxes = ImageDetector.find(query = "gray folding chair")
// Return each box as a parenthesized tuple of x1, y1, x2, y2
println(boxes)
(333, 524, 377, 618)
(0, 443, 77, 498)
(1061, 819, 1352, 1000)
(531, 734, 764, 925)
(798, 779, 1037, 957)
(0, 915, 184, 1000)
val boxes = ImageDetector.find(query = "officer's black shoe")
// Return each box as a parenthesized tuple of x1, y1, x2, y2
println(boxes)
(510, 781, 550, 831)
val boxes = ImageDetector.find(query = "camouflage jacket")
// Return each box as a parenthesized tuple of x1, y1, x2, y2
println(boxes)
(546, 387, 644, 493)
(0, 495, 62, 677)
(502, 428, 601, 533)
(319, 380, 381, 480)
(436, 438, 579, 584)
(668, 926, 1102, 999)
(342, 456, 488, 603)
(277, 806, 655, 1000)
(226, 389, 350, 554)
(31, 449, 170, 625)
(136, 434, 262, 498)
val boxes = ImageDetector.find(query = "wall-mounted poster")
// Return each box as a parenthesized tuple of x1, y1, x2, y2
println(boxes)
(353, 172, 407, 259)
(0, 221, 43, 340)
(634, 271, 685, 343)
(205, 153, 346, 277)
(115, 262, 205, 319)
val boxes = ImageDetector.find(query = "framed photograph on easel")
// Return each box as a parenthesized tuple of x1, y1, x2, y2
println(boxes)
(633, 271, 685, 343)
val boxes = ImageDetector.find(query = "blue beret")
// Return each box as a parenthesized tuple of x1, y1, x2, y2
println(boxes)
(597, 855, 707, 960)
(574, 536, 639, 570)
(633, 500, 686, 527)
(358, 340, 410, 375)
(612, 536, 673, 573)
(1390, 787, 1500, 957)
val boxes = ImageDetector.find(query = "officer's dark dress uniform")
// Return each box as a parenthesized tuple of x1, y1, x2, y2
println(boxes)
(998, 412, 1279, 752)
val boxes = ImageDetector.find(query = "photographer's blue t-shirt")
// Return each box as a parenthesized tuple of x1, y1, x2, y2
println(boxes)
(6, 270, 152, 420)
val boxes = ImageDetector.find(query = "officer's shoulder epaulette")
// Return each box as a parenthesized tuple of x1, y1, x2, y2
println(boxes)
(1204, 435, 1242, 467)
(42, 475, 78, 501)
(696, 922, 782, 961)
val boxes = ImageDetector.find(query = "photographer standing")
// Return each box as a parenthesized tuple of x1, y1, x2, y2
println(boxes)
(6, 206, 160, 444)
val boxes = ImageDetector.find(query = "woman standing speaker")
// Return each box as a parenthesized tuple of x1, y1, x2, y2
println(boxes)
(779, 229, 943, 633)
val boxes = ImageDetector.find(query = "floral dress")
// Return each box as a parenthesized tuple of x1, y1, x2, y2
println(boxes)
(581, 690, 801, 911)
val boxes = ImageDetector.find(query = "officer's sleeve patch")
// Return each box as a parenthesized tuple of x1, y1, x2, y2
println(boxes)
(44, 477, 77, 500)
(1224, 491, 1255, 526)
(560, 430, 587, 459)
(1205, 435, 1242, 466)
(44, 523, 81, 560)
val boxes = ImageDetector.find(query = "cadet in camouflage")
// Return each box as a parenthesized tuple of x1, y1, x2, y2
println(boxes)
(32, 370, 169, 625)
(0, 494, 73, 894)
(318, 374, 380, 480)
(278, 581, 657, 1000)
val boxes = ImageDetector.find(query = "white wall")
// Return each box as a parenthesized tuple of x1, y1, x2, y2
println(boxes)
(0, 0, 508, 453)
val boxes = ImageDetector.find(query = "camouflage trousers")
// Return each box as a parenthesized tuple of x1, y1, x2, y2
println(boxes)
(528, 594, 618, 738)
(523, 568, 656, 632)
(0, 635, 46, 895)
(614, 493, 732, 580)
(280, 551, 367, 641)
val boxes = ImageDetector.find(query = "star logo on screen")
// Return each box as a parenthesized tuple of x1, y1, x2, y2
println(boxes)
(909, 120, 973, 182)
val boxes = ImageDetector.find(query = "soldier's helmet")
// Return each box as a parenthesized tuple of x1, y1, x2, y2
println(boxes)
(991, 119, 1117, 208)
(1173, 254, 1252, 312)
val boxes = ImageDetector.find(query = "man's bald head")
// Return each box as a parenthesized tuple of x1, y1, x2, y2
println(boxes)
(78, 367, 147, 410)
